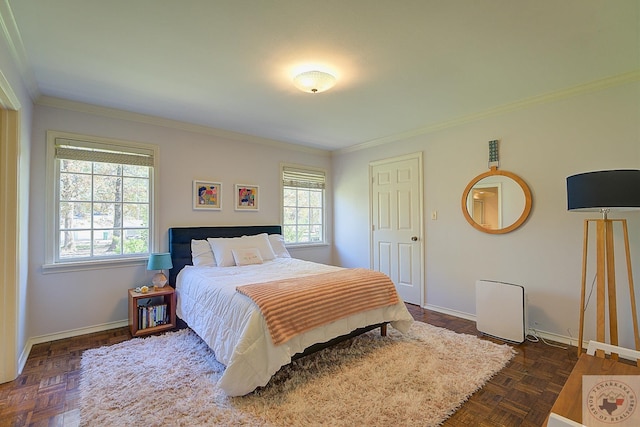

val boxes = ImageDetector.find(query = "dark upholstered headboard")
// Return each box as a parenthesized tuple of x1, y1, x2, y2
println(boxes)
(168, 225, 282, 286)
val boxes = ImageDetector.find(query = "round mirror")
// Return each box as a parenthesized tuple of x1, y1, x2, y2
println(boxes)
(461, 168, 532, 234)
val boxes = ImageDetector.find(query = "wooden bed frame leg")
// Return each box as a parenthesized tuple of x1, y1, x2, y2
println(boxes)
(381, 324, 387, 336)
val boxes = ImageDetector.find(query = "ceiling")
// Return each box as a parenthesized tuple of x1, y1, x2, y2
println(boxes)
(3, 0, 639, 151)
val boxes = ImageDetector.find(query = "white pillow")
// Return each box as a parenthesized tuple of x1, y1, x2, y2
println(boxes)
(231, 247, 264, 266)
(191, 239, 216, 266)
(268, 234, 291, 258)
(208, 233, 276, 267)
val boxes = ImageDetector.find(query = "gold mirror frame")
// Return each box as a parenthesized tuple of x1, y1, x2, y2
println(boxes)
(461, 167, 532, 234)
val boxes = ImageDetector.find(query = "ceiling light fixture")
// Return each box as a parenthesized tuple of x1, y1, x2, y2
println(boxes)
(293, 70, 336, 93)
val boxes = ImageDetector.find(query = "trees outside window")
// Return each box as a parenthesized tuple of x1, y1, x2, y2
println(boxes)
(281, 165, 325, 245)
(47, 132, 157, 265)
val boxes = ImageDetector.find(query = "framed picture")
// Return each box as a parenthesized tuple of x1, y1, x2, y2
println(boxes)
(193, 181, 222, 210)
(235, 184, 259, 211)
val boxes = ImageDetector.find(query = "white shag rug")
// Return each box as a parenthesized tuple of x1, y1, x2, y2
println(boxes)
(80, 322, 515, 426)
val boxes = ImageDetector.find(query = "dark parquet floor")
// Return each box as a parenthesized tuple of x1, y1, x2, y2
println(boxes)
(406, 305, 578, 427)
(0, 304, 579, 426)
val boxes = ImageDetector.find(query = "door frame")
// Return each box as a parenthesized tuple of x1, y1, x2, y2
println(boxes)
(369, 152, 425, 306)
(0, 71, 21, 384)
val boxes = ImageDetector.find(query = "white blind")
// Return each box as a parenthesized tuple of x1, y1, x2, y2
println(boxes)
(282, 167, 325, 189)
(55, 138, 154, 167)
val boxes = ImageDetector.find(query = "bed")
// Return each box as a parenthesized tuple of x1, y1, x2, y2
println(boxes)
(168, 225, 414, 396)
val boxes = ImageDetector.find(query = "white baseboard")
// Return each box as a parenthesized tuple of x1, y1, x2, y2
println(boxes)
(422, 303, 580, 348)
(13, 305, 585, 377)
(18, 319, 129, 374)
(526, 328, 578, 348)
(18, 343, 31, 375)
(423, 303, 476, 322)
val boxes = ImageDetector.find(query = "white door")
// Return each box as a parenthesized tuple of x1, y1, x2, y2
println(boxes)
(370, 153, 423, 305)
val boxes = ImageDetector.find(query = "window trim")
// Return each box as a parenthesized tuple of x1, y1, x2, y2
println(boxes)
(280, 163, 326, 246)
(44, 130, 159, 271)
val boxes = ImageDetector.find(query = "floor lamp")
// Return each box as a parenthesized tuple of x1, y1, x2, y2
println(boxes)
(567, 169, 640, 359)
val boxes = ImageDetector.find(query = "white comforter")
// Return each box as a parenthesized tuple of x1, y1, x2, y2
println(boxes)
(176, 258, 414, 396)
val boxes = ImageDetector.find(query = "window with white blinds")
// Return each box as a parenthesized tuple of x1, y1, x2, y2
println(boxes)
(281, 165, 325, 244)
(46, 131, 158, 266)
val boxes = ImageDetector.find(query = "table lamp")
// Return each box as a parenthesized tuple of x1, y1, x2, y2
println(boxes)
(566, 169, 640, 358)
(147, 253, 173, 289)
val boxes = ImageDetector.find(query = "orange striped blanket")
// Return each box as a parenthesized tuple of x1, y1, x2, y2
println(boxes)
(236, 268, 400, 345)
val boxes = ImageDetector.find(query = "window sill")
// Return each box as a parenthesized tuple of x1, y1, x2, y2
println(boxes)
(42, 257, 147, 274)
(285, 242, 330, 250)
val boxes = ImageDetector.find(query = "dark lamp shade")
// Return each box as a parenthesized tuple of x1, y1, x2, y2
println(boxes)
(567, 169, 640, 211)
(147, 253, 173, 270)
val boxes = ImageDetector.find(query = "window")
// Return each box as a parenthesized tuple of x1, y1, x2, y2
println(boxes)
(46, 131, 157, 267)
(281, 165, 325, 244)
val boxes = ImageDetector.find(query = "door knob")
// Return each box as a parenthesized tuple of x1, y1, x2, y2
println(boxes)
(411, 236, 418, 241)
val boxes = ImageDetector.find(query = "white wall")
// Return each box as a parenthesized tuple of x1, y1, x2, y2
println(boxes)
(333, 81, 640, 347)
(27, 104, 332, 339)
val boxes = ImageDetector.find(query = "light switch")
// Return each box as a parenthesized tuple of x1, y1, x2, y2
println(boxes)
(431, 211, 437, 220)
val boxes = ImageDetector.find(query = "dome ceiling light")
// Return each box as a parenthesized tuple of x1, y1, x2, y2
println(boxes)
(293, 70, 336, 93)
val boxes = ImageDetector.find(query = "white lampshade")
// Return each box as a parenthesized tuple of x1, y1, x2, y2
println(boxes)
(293, 70, 336, 93)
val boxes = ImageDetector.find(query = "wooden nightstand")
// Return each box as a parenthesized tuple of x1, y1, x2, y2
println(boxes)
(128, 286, 176, 337)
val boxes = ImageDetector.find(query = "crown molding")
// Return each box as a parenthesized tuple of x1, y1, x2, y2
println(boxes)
(0, 0, 40, 101)
(0, 68, 20, 109)
(334, 70, 640, 155)
(36, 96, 330, 157)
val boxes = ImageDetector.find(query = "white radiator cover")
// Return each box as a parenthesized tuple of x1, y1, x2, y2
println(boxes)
(475, 280, 525, 343)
